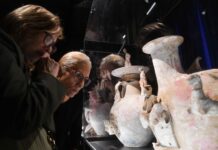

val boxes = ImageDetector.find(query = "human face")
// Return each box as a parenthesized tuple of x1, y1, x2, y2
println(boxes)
(23, 31, 59, 64)
(67, 65, 91, 98)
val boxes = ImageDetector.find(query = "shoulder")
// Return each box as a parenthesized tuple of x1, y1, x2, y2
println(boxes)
(0, 28, 24, 67)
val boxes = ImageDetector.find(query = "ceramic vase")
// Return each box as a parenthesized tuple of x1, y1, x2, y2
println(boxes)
(142, 35, 218, 150)
(105, 66, 154, 147)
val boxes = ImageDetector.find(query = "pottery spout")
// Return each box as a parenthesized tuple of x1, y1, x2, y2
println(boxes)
(142, 35, 218, 150)
(143, 35, 184, 88)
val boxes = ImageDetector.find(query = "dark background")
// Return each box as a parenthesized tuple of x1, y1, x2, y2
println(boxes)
(1, 0, 218, 149)
(1, 0, 217, 69)
(0, 0, 92, 60)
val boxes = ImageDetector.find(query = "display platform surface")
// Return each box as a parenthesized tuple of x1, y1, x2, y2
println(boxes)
(84, 135, 154, 150)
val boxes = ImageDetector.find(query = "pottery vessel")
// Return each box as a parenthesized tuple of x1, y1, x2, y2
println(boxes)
(105, 66, 154, 147)
(142, 35, 218, 150)
(84, 103, 111, 136)
(84, 54, 125, 136)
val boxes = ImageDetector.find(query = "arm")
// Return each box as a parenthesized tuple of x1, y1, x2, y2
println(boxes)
(0, 45, 66, 139)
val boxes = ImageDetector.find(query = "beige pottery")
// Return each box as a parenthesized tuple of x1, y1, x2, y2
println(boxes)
(105, 79, 154, 147)
(142, 35, 218, 150)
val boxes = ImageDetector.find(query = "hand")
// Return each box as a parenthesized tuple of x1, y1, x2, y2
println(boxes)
(35, 57, 60, 77)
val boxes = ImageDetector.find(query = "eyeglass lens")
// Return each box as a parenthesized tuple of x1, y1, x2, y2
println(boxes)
(43, 32, 56, 54)
(74, 71, 90, 87)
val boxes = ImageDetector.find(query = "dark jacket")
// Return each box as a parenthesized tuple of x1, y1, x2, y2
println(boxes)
(0, 28, 66, 149)
(54, 92, 83, 150)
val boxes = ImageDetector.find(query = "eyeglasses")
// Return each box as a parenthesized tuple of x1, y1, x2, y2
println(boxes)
(71, 70, 91, 87)
(43, 32, 57, 54)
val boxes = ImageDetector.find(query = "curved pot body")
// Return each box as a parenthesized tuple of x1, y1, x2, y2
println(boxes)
(85, 103, 111, 136)
(106, 82, 153, 147)
(142, 35, 218, 150)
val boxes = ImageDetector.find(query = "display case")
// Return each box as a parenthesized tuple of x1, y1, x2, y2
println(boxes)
(81, 47, 156, 150)
(82, 0, 157, 145)
(81, 0, 218, 149)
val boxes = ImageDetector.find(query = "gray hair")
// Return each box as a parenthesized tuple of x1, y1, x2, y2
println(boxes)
(59, 51, 92, 73)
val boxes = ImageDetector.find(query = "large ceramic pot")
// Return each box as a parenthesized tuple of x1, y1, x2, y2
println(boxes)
(105, 66, 154, 147)
(142, 35, 218, 150)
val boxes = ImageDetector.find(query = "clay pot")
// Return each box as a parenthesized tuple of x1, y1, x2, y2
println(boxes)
(105, 66, 154, 147)
(142, 35, 218, 150)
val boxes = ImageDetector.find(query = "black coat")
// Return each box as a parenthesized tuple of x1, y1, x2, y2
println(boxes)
(0, 28, 66, 149)
(54, 92, 83, 150)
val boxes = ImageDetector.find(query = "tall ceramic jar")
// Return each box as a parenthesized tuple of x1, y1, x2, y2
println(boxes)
(142, 35, 218, 150)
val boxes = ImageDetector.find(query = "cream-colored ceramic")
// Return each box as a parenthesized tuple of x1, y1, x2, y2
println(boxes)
(105, 67, 154, 147)
(84, 103, 111, 136)
(142, 35, 218, 150)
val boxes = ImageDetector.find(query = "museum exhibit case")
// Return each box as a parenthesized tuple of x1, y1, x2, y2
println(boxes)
(81, 0, 218, 149)
(82, 48, 155, 150)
